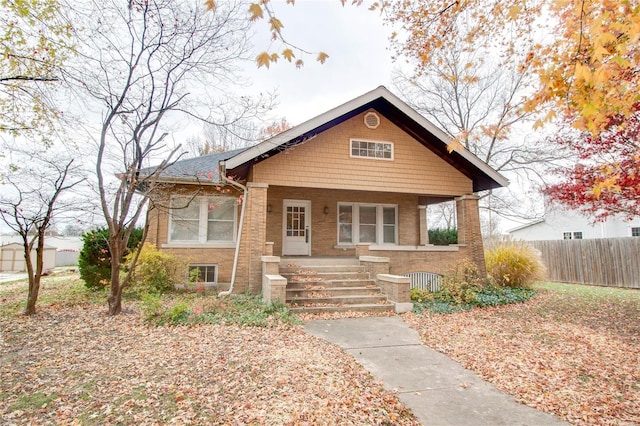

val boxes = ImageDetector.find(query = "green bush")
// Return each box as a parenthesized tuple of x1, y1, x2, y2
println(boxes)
(78, 227, 143, 290)
(410, 287, 434, 303)
(437, 259, 488, 304)
(485, 242, 546, 289)
(413, 284, 537, 314)
(125, 243, 180, 295)
(428, 228, 457, 245)
(141, 293, 300, 327)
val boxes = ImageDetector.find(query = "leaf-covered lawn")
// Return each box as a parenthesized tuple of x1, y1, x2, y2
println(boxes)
(404, 282, 640, 426)
(0, 277, 417, 425)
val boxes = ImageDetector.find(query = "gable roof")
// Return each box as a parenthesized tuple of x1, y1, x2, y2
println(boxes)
(149, 86, 508, 191)
(507, 219, 545, 233)
(223, 86, 508, 192)
(143, 148, 246, 184)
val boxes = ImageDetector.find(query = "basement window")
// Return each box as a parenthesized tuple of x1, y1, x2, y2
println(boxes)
(350, 139, 393, 160)
(188, 264, 217, 284)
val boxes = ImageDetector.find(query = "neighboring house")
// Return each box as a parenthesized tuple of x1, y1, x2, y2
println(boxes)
(508, 206, 640, 241)
(0, 242, 56, 272)
(144, 86, 508, 295)
(0, 236, 83, 269)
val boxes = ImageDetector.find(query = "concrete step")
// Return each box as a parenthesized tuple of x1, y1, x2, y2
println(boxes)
(287, 294, 388, 306)
(289, 303, 394, 314)
(286, 279, 377, 290)
(279, 265, 365, 274)
(281, 257, 359, 267)
(287, 286, 382, 298)
(281, 271, 370, 281)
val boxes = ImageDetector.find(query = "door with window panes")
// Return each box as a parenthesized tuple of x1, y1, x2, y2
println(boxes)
(282, 200, 311, 255)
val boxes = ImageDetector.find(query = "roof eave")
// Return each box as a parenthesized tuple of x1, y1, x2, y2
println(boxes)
(225, 85, 509, 190)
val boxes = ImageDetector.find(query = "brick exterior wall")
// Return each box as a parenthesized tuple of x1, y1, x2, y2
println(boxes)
(357, 244, 468, 277)
(456, 195, 487, 276)
(146, 184, 243, 291)
(265, 186, 421, 257)
(241, 183, 268, 294)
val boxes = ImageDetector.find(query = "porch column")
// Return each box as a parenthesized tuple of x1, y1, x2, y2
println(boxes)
(239, 182, 269, 295)
(418, 205, 429, 245)
(455, 194, 487, 276)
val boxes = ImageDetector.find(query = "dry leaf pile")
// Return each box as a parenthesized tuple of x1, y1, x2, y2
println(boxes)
(0, 280, 417, 425)
(404, 285, 640, 425)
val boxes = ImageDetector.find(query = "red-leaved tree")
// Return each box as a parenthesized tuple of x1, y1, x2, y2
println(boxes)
(545, 108, 640, 221)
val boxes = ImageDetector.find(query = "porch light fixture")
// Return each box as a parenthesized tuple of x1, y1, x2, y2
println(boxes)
(324, 205, 329, 215)
(267, 204, 272, 213)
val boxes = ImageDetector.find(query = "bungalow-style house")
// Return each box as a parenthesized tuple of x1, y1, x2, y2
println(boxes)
(145, 86, 508, 311)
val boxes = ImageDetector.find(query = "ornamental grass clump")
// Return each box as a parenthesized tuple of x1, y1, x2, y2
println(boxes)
(485, 242, 547, 289)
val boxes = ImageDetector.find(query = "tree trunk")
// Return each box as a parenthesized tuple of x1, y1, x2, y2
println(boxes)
(25, 279, 40, 316)
(107, 287, 122, 315)
(107, 244, 123, 315)
(23, 239, 40, 316)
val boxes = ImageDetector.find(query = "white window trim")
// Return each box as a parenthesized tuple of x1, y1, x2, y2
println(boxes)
(337, 202, 398, 245)
(349, 138, 394, 161)
(188, 264, 218, 284)
(167, 195, 237, 247)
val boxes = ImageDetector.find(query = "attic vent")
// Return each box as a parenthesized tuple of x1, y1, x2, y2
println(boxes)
(364, 112, 380, 129)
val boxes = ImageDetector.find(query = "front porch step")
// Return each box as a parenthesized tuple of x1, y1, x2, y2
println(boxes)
(288, 303, 394, 314)
(281, 271, 370, 281)
(279, 265, 365, 274)
(286, 279, 378, 290)
(288, 294, 387, 305)
(287, 286, 381, 298)
(281, 257, 359, 267)
(278, 257, 393, 315)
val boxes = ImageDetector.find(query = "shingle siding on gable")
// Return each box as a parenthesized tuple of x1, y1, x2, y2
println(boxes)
(251, 110, 472, 195)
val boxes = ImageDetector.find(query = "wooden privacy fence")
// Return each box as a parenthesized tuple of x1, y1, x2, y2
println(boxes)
(529, 238, 640, 289)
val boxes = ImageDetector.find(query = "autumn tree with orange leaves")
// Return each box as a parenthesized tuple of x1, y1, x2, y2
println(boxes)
(386, 0, 640, 218)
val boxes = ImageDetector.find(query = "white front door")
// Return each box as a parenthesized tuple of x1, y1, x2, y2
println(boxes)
(282, 200, 311, 256)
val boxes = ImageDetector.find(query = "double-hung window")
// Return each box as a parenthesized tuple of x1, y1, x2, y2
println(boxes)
(169, 196, 237, 244)
(338, 203, 397, 245)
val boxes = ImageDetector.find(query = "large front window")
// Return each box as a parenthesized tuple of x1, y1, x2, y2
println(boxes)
(169, 196, 237, 244)
(338, 203, 397, 245)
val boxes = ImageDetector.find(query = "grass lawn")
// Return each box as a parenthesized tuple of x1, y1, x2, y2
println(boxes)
(0, 275, 417, 425)
(404, 282, 640, 426)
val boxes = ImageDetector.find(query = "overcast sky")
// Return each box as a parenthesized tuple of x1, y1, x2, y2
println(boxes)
(241, 1, 399, 125)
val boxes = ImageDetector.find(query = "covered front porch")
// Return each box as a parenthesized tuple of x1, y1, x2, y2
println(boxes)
(236, 182, 486, 300)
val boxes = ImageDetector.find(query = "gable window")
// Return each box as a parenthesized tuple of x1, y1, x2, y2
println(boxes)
(188, 264, 217, 284)
(350, 139, 393, 160)
(169, 196, 237, 244)
(632, 227, 640, 237)
(338, 203, 397, 245)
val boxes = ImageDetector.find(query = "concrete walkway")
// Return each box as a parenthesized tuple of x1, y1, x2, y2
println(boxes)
(0, 272, 28, 284)
(304, 316, 568, 426)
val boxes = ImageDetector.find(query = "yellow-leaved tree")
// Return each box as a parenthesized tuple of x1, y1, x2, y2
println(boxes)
(386, 0, 640, 134)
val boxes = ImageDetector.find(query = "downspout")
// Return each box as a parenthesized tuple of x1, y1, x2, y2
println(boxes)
(218, 160, 247, 297)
